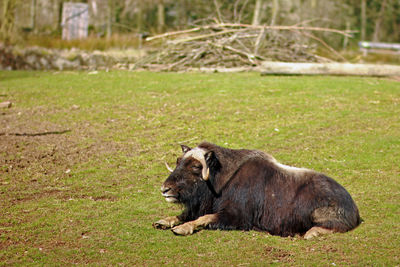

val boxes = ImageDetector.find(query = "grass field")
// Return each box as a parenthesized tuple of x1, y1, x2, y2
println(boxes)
(0, 71, 399, 266)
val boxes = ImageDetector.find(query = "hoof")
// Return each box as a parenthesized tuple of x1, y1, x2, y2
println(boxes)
(304, 227, 334, 239)
(153, 216, 180, 230)
(153, 219, 173, 230)
(171, 223, 194, 236)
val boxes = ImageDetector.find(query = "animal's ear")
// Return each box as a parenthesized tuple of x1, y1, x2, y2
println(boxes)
(204, 151, 213, 163)
(180, 145, 191, 154)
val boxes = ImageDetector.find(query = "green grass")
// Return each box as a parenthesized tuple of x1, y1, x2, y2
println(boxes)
(0, 71, 399, 266)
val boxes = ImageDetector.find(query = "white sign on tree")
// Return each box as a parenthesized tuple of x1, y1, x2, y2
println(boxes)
(61, 2, 89, 40)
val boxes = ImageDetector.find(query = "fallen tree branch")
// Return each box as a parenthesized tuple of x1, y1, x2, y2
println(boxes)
(0, 130, 71, 137)
(216, 23, 354, 37)
(169, 29, 245, 44)
(146, 27, 204, 41)
(213, 0, 224, 24)
(137, 21, 350, 71)
(146, 23, 353, 42)
(260, 62, 400, 76)
(301, 31, 347, 62)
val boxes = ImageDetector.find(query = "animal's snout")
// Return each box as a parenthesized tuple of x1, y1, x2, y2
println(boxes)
(161, 185, 171, 194)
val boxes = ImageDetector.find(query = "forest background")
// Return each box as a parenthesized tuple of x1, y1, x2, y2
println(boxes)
(1, 0, 399, 51)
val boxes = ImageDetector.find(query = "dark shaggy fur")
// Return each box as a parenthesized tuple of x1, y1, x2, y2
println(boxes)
(161, 142, 361, 237)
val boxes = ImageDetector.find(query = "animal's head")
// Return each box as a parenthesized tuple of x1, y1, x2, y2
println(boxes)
(161, 144, 213, 204)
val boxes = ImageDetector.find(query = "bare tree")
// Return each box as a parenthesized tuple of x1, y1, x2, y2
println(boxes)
(178, 0, 188, 27)
(0, 0, 19, 43)
(361, 0, 366, 40)
(157, 0, 165, 33)
(270, 0, 279, 26)
(106, 0, 113, 38)
(30, 0, 36, 32)
(213, 0, 224, 23)
(251, 0, 262, 26)
(372, 0, 388, 42)
(311, 0, 317, 8)
(137, 0, 143, 33)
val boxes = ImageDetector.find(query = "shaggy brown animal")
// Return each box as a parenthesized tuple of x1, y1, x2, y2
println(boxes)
(154, 142, 361, 238)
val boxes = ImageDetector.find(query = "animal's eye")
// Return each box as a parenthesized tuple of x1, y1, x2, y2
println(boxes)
(192, 166, 201, 172)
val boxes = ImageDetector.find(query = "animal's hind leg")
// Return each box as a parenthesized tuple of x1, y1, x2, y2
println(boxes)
(304, 227, 334, 239)
(305, 206, 349, 239)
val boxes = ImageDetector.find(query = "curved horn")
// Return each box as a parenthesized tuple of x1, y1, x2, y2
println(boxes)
(182, 147, 210, 180)
(202, 166, 210, 181)
(197, 155, 209, 181)
(165, 162, 174, 173)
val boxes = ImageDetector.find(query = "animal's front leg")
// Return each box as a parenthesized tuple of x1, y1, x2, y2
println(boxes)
(172, 214, 217, 235)
(153, 216, 181, 229)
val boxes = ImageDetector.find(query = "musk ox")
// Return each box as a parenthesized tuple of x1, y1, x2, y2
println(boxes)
(153, 142, 361, 239)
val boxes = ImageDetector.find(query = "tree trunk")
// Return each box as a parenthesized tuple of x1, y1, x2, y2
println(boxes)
(373, 0, 387, 42)
(270, 0, 279, 26)
(0, 0, 16, 43)
(157, 0, 165, 33)
(343, 21, 350, 49)
(107, 0, 113, 38)
(178, 0, 187, 27)
(311, 0, 316, 8)
(30, 0, 36, 31)
(52, 0, 61, 33)
(392, 8, 400, 42)
(136, 0, 142, 33)
(213, 0, 224, 23)
(361, 0, 366, 41)
(252, 0, 262, 26)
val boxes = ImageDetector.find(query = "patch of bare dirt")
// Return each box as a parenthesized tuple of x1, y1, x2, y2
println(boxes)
(0, 106, 129, 205)
(304, 244, 351, 265)
(264, 246, 294, 263)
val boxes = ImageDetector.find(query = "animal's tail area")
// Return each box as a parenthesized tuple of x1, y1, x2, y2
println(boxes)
(312, 206, 361, 233)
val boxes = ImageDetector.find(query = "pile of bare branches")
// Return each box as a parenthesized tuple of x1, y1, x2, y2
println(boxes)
(134, 22, 351, 71)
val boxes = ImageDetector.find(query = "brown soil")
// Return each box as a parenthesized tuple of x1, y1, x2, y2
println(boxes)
(264, 246, 294, 263)
(0, 105, 122, 206)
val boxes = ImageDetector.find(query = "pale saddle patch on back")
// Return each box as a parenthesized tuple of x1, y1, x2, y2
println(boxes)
(274, 161, 310, 176)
